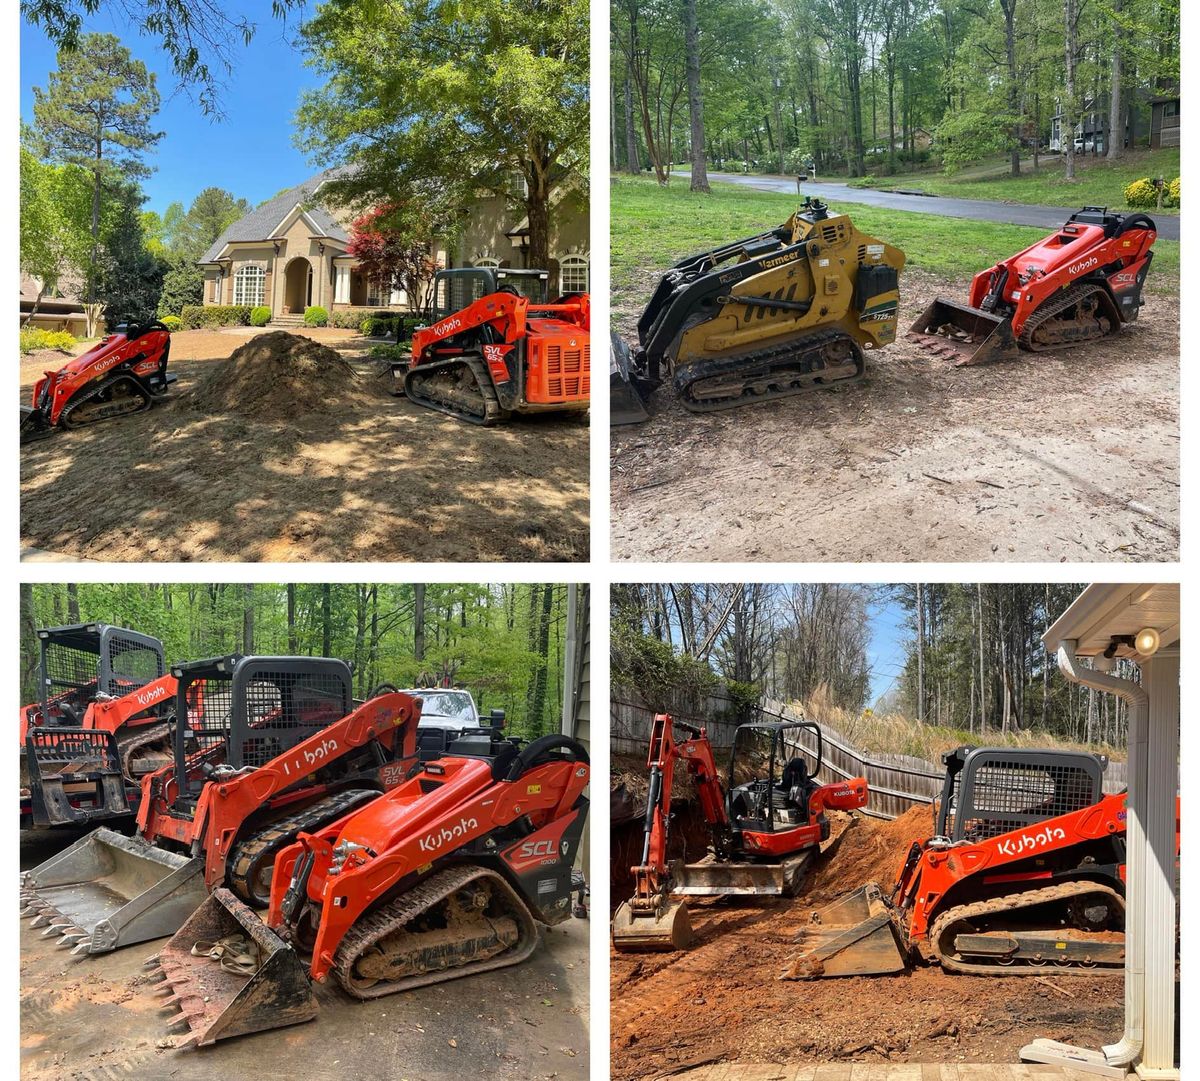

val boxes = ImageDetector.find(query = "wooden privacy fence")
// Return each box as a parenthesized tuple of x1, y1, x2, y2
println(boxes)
(612, 688, 1124, 820)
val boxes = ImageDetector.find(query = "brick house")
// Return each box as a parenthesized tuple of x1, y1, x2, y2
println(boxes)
(198, 169, 590, 320)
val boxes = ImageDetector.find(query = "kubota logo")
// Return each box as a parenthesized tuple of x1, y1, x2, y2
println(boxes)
(1068, 256, 1099, 276)
(418, 815, 478, 853)
(135, 685, 168, 707)
(996, 825, 1066, 857)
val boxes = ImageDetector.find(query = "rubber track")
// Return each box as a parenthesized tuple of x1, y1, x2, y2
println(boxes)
(59, 373, 152, 430)
(116, 722, 173, 784)
(332, 862, 540, 1000)
(228, 787, 379, 906)
(673, 328, 863, 413)
(405, 355, 506, 426)
(928, 880, 1125, 976)
(1018, 282, 1116, 351)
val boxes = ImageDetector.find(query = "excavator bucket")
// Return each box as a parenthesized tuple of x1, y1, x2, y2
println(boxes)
(610, 333, 651, 426)
(780, 883, 909, 980)
(19, 828, 205, 955)
(612, 897, 695, 952)
(146, 887, 317, 1048)
(907, 297, 1019, 366)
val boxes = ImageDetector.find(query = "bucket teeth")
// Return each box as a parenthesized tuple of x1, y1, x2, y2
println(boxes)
(70, 941, 94, 956)
(29, 914, 52, 928)
(143, 954, 161, 969)
(146, 970, 168, 984)
(167, 1017, 194, 1036)
(153, 985, 176, 998)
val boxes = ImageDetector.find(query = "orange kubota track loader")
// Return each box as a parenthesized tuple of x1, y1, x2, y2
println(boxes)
(398, 267, 590, 425)
(612, 713, 869, 951)
(783, 746, 1138, 980)
(908, 207, 1157, 366)
(144, 725, 590, 1048)
(21, 321, 176, 443)
(20, 655, 421, 961)
(19, 623, 178, 828)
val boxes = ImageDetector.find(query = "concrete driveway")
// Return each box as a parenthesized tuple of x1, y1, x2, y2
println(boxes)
(680, 171, 1181, 240)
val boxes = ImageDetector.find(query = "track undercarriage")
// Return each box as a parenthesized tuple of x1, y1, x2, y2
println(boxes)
(403, 355, 508, 426)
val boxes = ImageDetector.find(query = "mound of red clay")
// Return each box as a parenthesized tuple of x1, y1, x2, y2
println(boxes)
(804, 803, 934, 904)
(186, 331, 381, 421)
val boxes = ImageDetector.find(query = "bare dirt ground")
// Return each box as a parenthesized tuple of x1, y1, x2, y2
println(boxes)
(609, 807, 1124, 1080)
(611, 269, 1178, 562)
(20, 828, 589, 1081)
(21, 327, 589, 562)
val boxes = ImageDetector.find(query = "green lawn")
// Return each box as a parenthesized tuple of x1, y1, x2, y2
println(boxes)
(611, 175, 1178, 292)
(849, 147, 1180, 215)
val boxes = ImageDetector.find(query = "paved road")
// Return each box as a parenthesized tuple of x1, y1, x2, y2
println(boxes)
(677, 170, 1181, 241)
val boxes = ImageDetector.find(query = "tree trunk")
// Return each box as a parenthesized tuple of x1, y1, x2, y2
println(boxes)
(1064, 0, 1077, 179)
(414, 584, 426, 662)
(242, 584, 254, 654)
(21, 284, 47, 328)
(321, 584, 332, 657)
(525, 181, 551, 272)
(684, 0, 710, 193)
(287, 584, 297, 652)
(915, 585, 925, 724)
(89, 133, 102, 306)
(67, 583, 80, 623)
(21, 584, 40, 705)
(1107, 0, 1123, 159)
(1001, 0, 1021, 176)
(624, 73, 640, 175)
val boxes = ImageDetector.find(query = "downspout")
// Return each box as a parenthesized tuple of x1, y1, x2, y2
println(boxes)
(1055, 640, 1146, 1068)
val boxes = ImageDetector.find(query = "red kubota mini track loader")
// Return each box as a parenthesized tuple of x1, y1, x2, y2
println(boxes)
(612, 713, 869, 951)
(908, 207, 1157, 366)
(21, 321, 176, 443)
(19, 623, 177, 829)
(146, 722, 589, 1048)
(398, 267, 590, 425)
(20, 656, 421, 959)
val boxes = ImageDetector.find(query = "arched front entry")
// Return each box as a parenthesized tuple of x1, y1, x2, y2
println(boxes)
(284, 257, 312, 313)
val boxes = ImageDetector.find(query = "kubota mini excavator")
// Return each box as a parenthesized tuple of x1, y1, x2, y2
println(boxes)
(145, 722, 590, 1048)
(20, 623, 177, 828)
(908, 207, 1157, 366)
(612, 714, 869, 951)
(20, 656, 421, 957)
(397, 267, 590, 425)
(610, 198, 905, 423)
(21, 321, 176, 443)
(783, 745, 1134, 979)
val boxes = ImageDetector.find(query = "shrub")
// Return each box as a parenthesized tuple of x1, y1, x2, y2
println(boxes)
(1124, 177, 1165, 209)
(180, 304, 252, 329)
(1167, 176, 1181, 208)
(303, 305, 328, 327)
(250, 306, 272, 327)
(369, 343, 409, 360)
(160, 316, 183, 332)
(19, 327, 77, 354)
(361, 311, 403, 337)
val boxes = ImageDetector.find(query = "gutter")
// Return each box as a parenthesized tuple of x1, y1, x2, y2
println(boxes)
(1054, 639, 1147, 1069)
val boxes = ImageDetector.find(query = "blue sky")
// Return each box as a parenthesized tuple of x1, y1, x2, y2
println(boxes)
(21, 1, 321, 214)
(865, 594, 910, 708)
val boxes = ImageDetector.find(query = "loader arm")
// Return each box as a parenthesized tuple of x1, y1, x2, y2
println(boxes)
(82, 673, 178, 735)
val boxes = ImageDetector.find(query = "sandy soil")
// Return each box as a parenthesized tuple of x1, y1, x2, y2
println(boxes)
(609, 807, 1124, 1080)
(610, 268, 1178, 562)
(21, 327, 589, 562)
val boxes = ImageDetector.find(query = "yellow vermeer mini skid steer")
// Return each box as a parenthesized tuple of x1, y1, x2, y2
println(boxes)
(611, 198, 906, 423)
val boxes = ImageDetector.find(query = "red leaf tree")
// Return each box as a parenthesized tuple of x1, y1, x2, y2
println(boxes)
(346, 202, 442, 314)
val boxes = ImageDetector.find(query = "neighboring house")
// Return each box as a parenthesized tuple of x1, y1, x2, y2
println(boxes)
(1149, 93, 1180, 149)
(198, 169, 590, 318)
(1049, 92, 1151, 153)
(19, 271, 102, 337)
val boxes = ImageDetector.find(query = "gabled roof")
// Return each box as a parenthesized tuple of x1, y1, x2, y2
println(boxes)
(199, 167, 352, 264)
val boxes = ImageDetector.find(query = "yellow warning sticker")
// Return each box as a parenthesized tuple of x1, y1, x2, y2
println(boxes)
(527, 783, 542, 794)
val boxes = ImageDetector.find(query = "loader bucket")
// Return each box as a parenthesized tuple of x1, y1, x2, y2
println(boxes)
(147, 887, 317, 1048)
(19, 828, 205, 955)
(20, 406, 52, 444)
(780, 883, 909, 980)
(612, 897, 695, 952)
(610, 333, 651, 426)
(907, 297, 1019, 366)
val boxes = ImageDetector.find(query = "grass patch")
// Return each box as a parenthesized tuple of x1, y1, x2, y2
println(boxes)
(850, 147, 1180, 214)
(611, 174, 1178, 293)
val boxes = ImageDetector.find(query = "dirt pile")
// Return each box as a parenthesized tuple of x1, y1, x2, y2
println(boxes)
(186, 331, 383, 421)
(803, 804, 933, 905)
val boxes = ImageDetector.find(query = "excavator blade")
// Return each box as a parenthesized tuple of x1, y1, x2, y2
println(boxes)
(147, 888, 317, 1048)
(907, 297, 1019, 366)
(20, 828, 205, 955)
(612, 898, 695, 952)
(670, 850, 813, 897)
(780, 883, 910, 979)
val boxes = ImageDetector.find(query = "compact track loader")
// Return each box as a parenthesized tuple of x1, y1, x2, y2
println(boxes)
(397, 267, 590, 425)
(783, 746, 1132, 979)
(146, 723, 590, 1048)
(908, 207, 1157, 365)
(612, 713, 868, 951)
(20, 657, 421, 958)
(19, 623, 176, 828)
(21, 321, 176, 443)
(611, 198, 905, 422)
